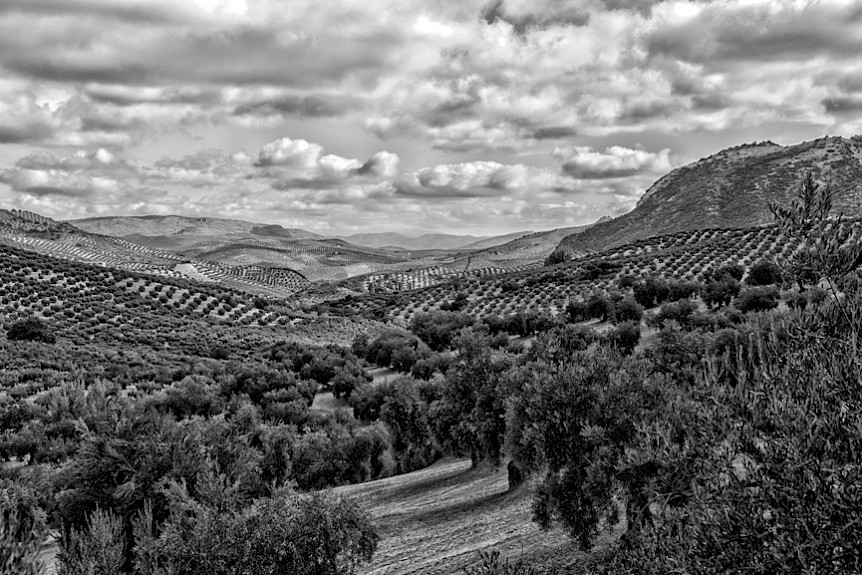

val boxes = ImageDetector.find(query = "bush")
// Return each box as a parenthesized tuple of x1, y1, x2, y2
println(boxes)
(746, 260, 783, 286)
(734, 286, 780, 313)
(6, 317, 55, 343)
(137, 487, 379, 575)
(58, 507, 125, 575)
(585, 293, 613, 322)
(652, 299, 698, 329)
(606, 321, 641, 355)
(612, 297, 643, 324)
(0, 480, 48, 575)
(633, 277, 670, 308)
(711, 263, 745, 281)
(702, 277, 740, 309)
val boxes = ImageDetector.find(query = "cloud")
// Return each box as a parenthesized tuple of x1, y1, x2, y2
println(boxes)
(554, 146, 672, 179)
(0, 0, 857, 232)
(358, 151, 401, 178)
(0, 148, 145, 199)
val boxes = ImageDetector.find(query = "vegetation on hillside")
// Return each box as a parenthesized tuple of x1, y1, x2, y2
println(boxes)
(2, 174, 861, 573)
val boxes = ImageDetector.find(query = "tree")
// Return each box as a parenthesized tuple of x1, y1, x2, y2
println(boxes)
(6, 317, 55, 343)
(734, 286, 780, 313)
(612, 297, 643, 324)
(134, 483, 378, 575)
(430, 331, 512, 465)
(746, 260, 783, 286)
(505, 346, 660, 549)
(585, 293, 613, 322)
(633, 277, 670, 308)
(770, 173, 862, 323)
(702, 277, 740, 309)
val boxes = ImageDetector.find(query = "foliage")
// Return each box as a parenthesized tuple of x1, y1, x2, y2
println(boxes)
(430, 331, 513, 464)
(745, 259, 783, 286)
(6, 317, 56, 344)
(139, 484, 378, 575)
(58, 507, 125, 575)
(611, 297, 643, 324)
(632, 277, 670, 308)
(605, 321, 641, 355)
(1, 479, 48, 575)
(702, 276, 740, 308)
(409, 311, 475, 351)
(734, 286, 780, 313)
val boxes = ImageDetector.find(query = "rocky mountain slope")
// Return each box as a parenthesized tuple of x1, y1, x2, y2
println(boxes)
(552, 136, 862, 259)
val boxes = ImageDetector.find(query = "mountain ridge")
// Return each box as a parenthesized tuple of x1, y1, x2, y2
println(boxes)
(552, 136, 862, 259)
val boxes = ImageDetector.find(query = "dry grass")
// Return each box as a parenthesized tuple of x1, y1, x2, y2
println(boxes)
(334, 459, 596, 575)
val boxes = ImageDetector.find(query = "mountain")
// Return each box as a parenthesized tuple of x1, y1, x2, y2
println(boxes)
(552, 136, 862, 259)
(69, 215, 324, 243)
(334, 232, 490, 250)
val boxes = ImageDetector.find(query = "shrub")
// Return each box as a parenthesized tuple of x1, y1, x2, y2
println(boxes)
(606, 321, 641, 355)
(734, 286, 780, 313)
(585, 293, 613, 322)
(652, 299, 698, 329)
(633, 277, 670, 308)
(702, 277, 740, 309)
(612, 297, 643, 324)
(58, 507, 125, 575)
(746, 260, 783, 286)
(6, 317, 55, 343)
(0, 480, 48, 575)
(137, 487, 378, 575)
(711, 263, 745, 281)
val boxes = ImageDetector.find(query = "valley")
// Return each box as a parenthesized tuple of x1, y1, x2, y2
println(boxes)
(3, 137, 862, 575)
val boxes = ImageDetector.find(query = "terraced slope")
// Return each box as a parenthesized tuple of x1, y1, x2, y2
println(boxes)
(553, 136, 862, 259)
(0, 242, 379, 352)
(1, 210, 309, 296)
(328, 220, 862, 323)
(335, 459, 592, 574)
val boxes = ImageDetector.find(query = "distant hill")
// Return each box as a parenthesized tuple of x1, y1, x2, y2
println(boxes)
(334, 232, 497, 251)
(69, 214, 324, 241)
(68, 214, 601, 281)
(552, 136, 862, 259)
(339, 219, 608, 294)
(0, 210, 310, 296)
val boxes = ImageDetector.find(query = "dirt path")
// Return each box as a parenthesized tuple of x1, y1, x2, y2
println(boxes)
(335, 459, 588, 574)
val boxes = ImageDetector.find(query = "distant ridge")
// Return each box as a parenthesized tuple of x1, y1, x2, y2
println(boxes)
(69, 214, 324, 241)
(552, 136, 862, 259)
(334, 231, 528, 251)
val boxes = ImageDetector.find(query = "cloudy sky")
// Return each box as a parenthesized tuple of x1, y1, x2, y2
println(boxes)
(0, 0, 860, 235)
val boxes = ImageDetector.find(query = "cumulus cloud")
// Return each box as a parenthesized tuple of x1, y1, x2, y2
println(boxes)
(0, 0, 857, 232)
(554, 146, 672, 179)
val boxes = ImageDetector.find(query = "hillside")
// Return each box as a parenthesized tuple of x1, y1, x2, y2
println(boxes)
(2, 210, 310, 296)
(69, 214, 324, 241)
(336, 232, 509, 250)
(68, 213, 602, 282)
(326, 219, 862, 323)
(337, 219, 608, 294)
(553, 136, 862, 258)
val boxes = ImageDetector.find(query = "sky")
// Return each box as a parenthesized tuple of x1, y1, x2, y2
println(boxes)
(0, 0, 861, 236)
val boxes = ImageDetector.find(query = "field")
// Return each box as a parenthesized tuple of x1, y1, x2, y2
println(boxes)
(0, 209, 311, 297)
(335, 459, 598, 574)
(329, 220, 862, 323)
